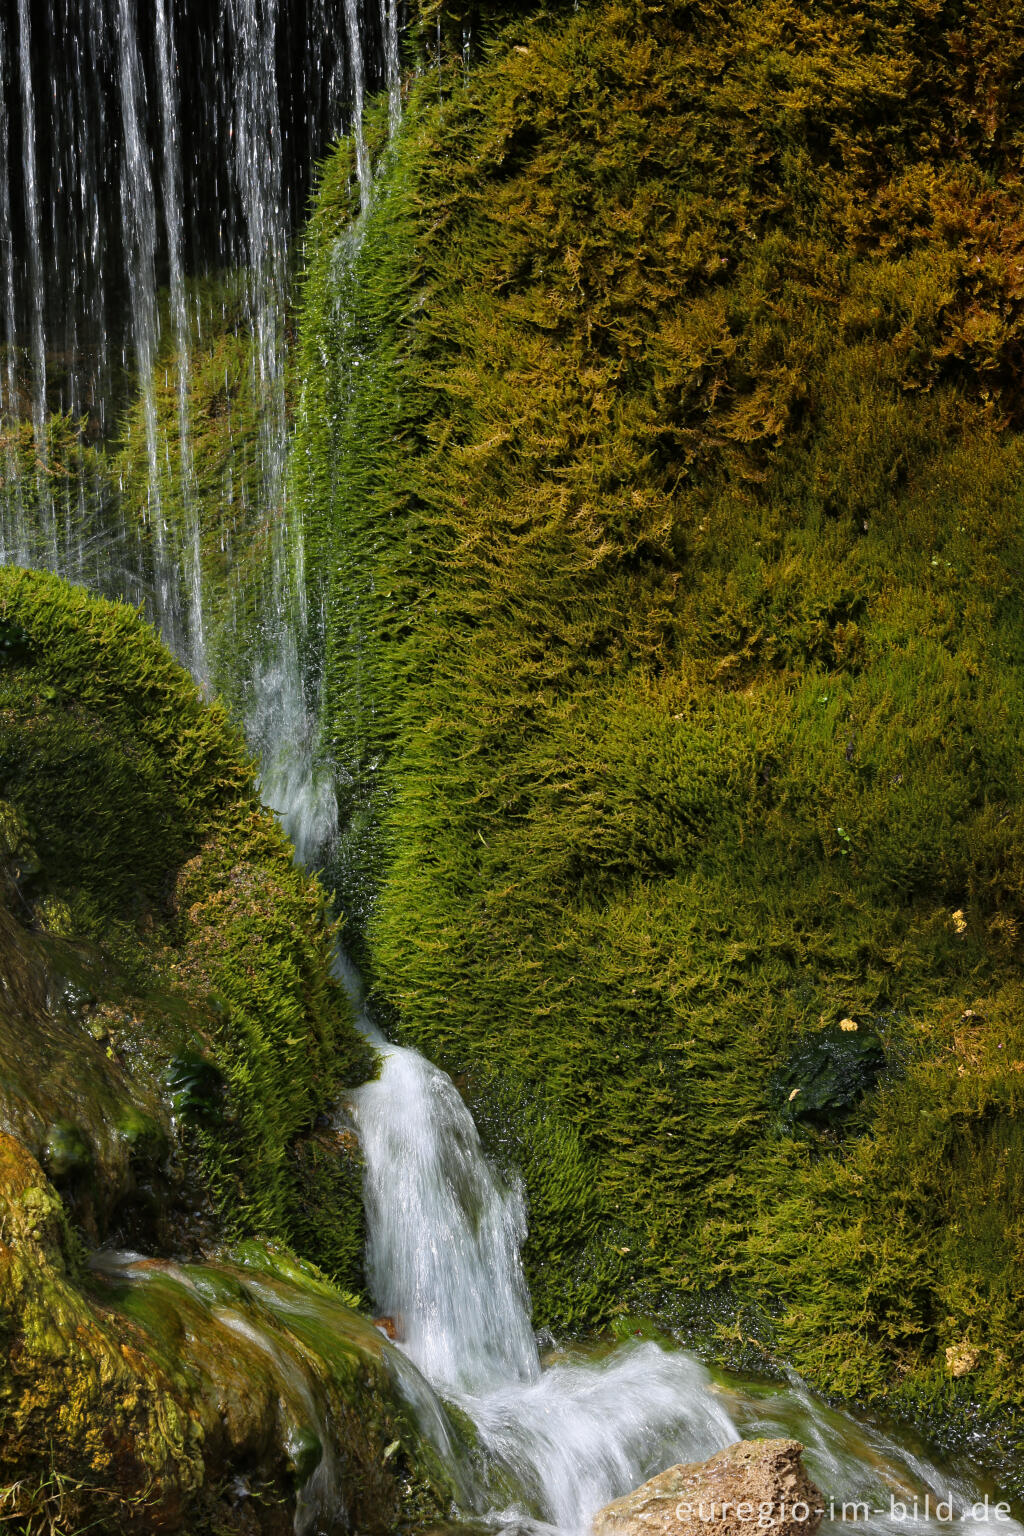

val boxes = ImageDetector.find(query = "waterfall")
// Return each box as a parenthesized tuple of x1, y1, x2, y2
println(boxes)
(344, 0, 372, 200)
(0, 0, 390, 752)
(347, 1034, 739, 1529)
(116, 0, 177, 651)
(0, 13, 16, 424)
(153, 0, 204, 680)
(15, 0, 52, 551)
(335, 991, 1023, 1536)
(0, 11, 22, 567)
(1, 8, 1020, 1530)
(383, 0, 402, 135)
(344, 1020, 1024, 1534)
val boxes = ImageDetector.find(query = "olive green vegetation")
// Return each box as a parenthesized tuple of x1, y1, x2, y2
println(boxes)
(295, 0, 1024, 1488)
(114, 279, 285, 707)
(0, 1132, 455, 1535)
(0, 569, 461, 1531)
(0, 564, 372, 1283)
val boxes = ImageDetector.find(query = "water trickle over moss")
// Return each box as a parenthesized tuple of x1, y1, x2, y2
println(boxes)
(294, 0, 1024, 1492)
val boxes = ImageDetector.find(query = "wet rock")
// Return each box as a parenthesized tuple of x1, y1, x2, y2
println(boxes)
(0, 1134, 458, 1535)
(591, 1439, 824, 1536)
(775, 1025, 885, 1132)
(41, 1120, 93, 1180)
(286, 1423, 324, 1484)
(946, 1342, 980, 1377)
(373, 1314, 403, 1341)
(334, 1126, 360, 1155)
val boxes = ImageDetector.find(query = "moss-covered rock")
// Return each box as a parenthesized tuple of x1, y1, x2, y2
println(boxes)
(293, 0, 1024, 1492)
(0, 564, 373, 1273)
(0, 569, 431, 1528)
(0, 1132, 458, 1534)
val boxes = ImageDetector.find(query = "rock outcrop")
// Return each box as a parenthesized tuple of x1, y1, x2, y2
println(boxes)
(0, 570, 456, 1533)
(592, 1439, 824, 1536)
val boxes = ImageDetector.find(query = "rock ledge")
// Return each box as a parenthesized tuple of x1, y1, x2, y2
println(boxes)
(592, 1439, 824, 1536)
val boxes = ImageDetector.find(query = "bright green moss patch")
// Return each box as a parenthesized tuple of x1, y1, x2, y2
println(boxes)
(296, 0, 1024, 1486)
(170, 830, 374, 1267)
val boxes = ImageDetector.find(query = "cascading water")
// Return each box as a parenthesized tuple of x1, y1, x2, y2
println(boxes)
(116, 0, 177, 649)
(0, 0, 393, 764)
(14, 0, 51, 546)
(1, 7, 1021, 1530)
(153, 0, 205, 679)
(331, 957, 1024, 1536)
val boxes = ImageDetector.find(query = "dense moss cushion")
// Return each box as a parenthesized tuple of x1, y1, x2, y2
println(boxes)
(293, 0, 1024, 1486)
(0, 569, 430, 1529)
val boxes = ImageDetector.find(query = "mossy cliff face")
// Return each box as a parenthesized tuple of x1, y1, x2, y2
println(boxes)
(296, 0, 1024, 1488)
(0, 569, 454, 1530)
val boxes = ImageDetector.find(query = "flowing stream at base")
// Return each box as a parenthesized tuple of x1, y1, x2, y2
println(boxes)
(328, 956, 1022, 1536)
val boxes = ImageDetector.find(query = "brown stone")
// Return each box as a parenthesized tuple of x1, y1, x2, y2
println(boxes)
(591, 1439, 824, 1536)
(373, 1314, 403, 1341)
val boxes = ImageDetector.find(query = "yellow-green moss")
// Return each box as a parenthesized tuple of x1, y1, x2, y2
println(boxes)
(0, 1134, 454, 1533)
(294, 0, 1024, 1490)
(0, 567, 372, 1284)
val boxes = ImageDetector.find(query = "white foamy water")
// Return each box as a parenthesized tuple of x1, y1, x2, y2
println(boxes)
(347, 1035, 738, 1533)
(336, 954, 1022, 1536)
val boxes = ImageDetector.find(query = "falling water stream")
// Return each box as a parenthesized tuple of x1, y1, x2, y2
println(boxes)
(324, 954, 1024, 1536)
(0, 4, 1021, 1530)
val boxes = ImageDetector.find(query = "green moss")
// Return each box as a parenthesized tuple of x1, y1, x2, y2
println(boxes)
(0, 415, 120, 596)
(0, 572, 451, 1526)
(113, 279, 282, 709)
(0, 566, 372, 1283)
(294, 0, 1024, 1490)
(172, 832, 374, 1275)
(0, 1134, 454, 1535)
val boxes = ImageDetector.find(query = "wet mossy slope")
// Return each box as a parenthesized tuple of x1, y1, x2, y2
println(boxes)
(0, 564, 373, 1268)
(298, 0, 1024, 1480)
(0, 570, 453, 1532)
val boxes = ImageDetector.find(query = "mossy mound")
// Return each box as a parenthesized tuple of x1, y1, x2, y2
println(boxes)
(0, 1132, 457, 1534)
(296, 0, 1024, 1489)
(0, 564, 373, 1273)
(0, 568, 421, 1527)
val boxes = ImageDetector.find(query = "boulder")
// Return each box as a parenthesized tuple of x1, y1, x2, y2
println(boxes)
(592, 1439, 824, 1536)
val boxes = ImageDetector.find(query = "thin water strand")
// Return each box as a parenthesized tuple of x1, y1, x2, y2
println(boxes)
(384, 0, 401, 135)
(344, 0, 372, 200)
(116, 0, 178, 649)
(16, 0, 54, 551)
(154, 0, 206, 681)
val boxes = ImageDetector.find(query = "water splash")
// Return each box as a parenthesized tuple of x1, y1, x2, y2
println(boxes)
(338, 961, 1023, 1535)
